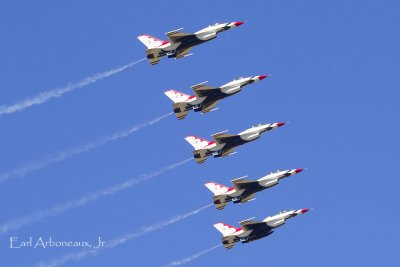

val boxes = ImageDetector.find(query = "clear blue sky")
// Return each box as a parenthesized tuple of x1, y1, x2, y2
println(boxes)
(0, 0, 399, 266)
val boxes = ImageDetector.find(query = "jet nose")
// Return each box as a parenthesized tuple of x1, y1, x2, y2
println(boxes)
(258, 75, 269, 80)
(300, 208, 310, 214)
(294, 168, 304, 173)
(276, 122, 286, 127)
(233, 21, 244, 27)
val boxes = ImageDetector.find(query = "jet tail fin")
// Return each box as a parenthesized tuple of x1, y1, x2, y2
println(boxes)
(137, 34, 165, 49)
(204, 182, 230, 196)
(185, 136, 211, 150)
(164, 90, 192, 103)
(213, 222, 240, 237)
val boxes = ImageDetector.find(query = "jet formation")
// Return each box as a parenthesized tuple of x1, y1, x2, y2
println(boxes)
(138, 22, 310, 250)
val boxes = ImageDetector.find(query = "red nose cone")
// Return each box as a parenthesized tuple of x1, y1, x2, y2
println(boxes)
(295, 168, 304, 173)
(234, 21, 244, 26)
(276, 122, 286, 127)
(301, 208, 310, 213)
(258, 75, 268, 80)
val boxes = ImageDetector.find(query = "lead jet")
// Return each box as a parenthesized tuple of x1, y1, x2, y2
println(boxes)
(185, 122, 286, 164)
(205, 168, 304, 210)
(165, 75, 270, 120)
(214, 208, 310, 249)
(137, 22, 244, 65)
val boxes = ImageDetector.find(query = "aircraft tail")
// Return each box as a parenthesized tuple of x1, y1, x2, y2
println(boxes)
(137, 34, 165, 49)
(185, 136, 211, 150)
(212, 195, 229, 210)
(164, 90, 192, 103)
(204, 182, 230, 196)
(221, 236, 236, 250)
(213, 222, 240, 237)
(172, 102, 190, 120)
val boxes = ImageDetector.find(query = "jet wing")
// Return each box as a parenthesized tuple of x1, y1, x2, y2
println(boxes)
(175, 47, 193, 59)
(166, 29, 196, 44)
(231, 177, 259, 203)
(231, 176, 256, 191)
(220, 147, 237, 157)
(201, 99, 220, 113)
(239, 218, 272, 233)
(240, 193, 256, 204)
(191, 82, 219, 98)
(212, 133, 241, 144)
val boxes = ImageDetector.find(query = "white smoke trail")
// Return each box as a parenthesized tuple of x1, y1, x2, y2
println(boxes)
(35, 204, 212, 267)
(0, 158, 192, 235)
(0, 112, 173, 184)
(164, 244, 222, 267)
(0, 58, 146, 116)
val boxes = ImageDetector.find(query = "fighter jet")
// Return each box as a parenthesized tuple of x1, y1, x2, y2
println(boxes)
(137, 22, 244, 65)
(205, 168, 304, 210)
(185, 122, 286, 164)
(214, 208, 310, 249)
(165, 75, 270, 120)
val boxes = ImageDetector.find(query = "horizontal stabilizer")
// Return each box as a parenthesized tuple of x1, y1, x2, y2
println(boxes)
(221, 236, 236, 250)
(193, 149, 208, 164)
(172, 102, 190, 120)
(146, 48, 162, 65)
(212, 195, 229, 210)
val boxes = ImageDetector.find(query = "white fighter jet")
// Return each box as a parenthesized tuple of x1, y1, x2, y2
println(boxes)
(165, 75, 270, 120)
(205, 168, 304, 210)
(214, 208, 310, 249)
(137, 22, 244, 65)
(185, 122, 286, 164)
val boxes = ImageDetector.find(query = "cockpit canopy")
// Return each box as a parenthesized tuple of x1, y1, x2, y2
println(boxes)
(208, 23, 222, 27)
(252, 123, 264, 128)
(275, 210, 288, 215)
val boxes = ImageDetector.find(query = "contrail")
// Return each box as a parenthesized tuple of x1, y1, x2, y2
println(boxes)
(0, 112, 173, 184)
(35, 204, 212, 267)
(0, 58, 145, 116)
(0, 158, 192, 235)
(164, 244, 222, 267)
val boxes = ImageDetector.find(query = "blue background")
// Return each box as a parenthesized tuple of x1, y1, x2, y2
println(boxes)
(0, 0, 399, 266)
